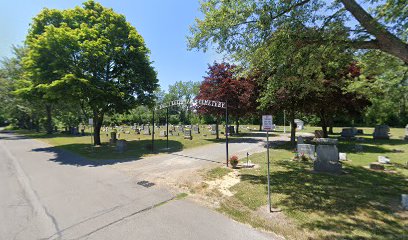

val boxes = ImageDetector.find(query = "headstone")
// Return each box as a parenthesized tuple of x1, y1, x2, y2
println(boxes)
(297, 136, 304, 144)
(193, 125, 200, 134)
(339, 152, 347, 161)
(297, 144, 315, 159)
(351, 127, 358, 135)
(184, 129, 192, 140)
(135, 129, 140, 134)
(341, 128, 355, 138)
(141, 124, 145, 130)
(160, 130, 167, 137)
(110, 132, 117, 144)
(143, 128, 151, 135)
(378, 156, 390, 164)
(402, 194, 408, 210)
(211, 124, 217, 135)
(357, 129, 364, 134)
(314, 138, 338, 145)
(315, 130, 324, 138)
(369, 162, 385, 171)
(226, 126, 235, 135)
(373, 125, 390, 140)
(72, 127, 79, 135)
(294, 119, 304, 130)
(178, 125, 184, 132)
(405, 124, 408, 140)
(313, 138, 342, 174)
(116, 140, 127, 153)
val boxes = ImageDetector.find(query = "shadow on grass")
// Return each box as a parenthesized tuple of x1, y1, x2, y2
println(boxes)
(31, 139, 183, 167)
(338, 138, 407, 154)
(240, 161, 408, 239)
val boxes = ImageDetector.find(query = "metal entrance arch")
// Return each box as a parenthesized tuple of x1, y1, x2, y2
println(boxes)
(152, 99, 230, 167)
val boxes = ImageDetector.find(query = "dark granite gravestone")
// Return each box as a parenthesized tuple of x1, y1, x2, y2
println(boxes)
(341, 128, 355, 138)
(184, 129, 192, 140)
(110, 132, 117, 144)
(225, 126, 235, 135)
(313, 138, 342, 174)
(373, 125, 390, 140)
(193, 125, 200, 134)
(116, 140, 127, 153)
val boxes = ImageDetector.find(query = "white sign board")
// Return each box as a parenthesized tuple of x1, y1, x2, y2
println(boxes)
(88, 118, 93, 125)
(262, 115, 273, 131)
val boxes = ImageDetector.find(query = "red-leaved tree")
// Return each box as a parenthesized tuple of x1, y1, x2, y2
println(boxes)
(196, 62, 257, 138)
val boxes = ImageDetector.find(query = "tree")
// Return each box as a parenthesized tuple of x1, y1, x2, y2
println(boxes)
(22, 1, 158, 144)
(163, 81, 200, 124)
(349, 51, 408, 126)
(196, 62, 257, 137)
(188, 0, 408, 64)
(308, 62, 370, 137)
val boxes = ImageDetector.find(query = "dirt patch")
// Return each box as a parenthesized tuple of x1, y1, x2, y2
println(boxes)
(205, 170, 241, 197)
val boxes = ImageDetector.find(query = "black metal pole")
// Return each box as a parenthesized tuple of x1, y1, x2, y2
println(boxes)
(166, 107, 169, 149)
(152, 109, 155, 152)
(225, 101, 229, 167)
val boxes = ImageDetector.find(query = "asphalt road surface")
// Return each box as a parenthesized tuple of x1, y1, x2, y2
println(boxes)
(0, 130, 279, 240)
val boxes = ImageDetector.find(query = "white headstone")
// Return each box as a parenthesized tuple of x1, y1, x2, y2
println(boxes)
(378, 156, 390, 164)
(339, 152, 347, 161)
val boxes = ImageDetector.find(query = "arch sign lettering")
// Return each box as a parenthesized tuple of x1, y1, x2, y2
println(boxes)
(152, 98, 230, 167)
(156, 99, 226, 110)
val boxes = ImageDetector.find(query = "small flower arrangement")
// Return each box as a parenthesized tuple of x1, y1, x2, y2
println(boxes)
(229, 155, 239, 168)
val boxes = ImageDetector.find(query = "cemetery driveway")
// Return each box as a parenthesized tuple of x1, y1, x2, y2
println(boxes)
(0, 130, 279, 240)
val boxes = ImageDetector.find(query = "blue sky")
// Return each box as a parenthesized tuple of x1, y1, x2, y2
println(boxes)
(0, 0, 221, 91)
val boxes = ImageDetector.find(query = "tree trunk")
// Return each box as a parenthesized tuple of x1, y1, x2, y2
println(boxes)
(340, 0, 408, 64)
(328, 117, 334, 134)
(216, 118, 219, 139)
(290, 112, 296, 145)
(93, 111, 104, 145)
(320, 113, 329, 138)
(45, 104, 53, 134)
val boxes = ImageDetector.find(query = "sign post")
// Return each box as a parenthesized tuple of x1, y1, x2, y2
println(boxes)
(262, 115, 273, 213)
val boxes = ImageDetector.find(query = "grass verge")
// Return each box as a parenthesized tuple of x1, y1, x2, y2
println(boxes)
(217, 127, 408, 239)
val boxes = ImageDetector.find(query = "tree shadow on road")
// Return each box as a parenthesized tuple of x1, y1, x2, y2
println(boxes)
(31, 139, 183, 167)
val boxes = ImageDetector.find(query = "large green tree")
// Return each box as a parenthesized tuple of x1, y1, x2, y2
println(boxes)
(188, 0, 408, 64)
(22, 1, 158, 144)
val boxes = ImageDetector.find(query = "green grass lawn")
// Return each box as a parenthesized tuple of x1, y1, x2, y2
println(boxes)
(13, 125, 256, 161)
(218, 127, 408, 239)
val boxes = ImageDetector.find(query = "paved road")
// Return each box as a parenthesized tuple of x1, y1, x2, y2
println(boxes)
(0, 130, 279, 240)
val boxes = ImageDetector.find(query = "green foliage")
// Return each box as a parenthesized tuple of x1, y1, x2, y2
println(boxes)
(20, 0, 158, 143)
(349, 51, 408, 126)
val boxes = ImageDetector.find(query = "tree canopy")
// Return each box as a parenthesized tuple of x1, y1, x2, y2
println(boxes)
(21, 0, 158, 144)
(188, 0, 408, 64)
